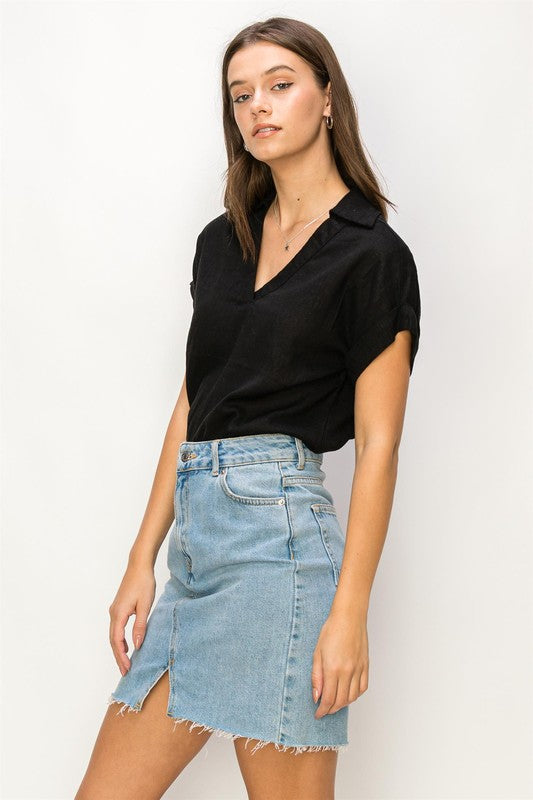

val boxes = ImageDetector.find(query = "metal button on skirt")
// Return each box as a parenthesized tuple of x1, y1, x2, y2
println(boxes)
(107, 433, 349, 755)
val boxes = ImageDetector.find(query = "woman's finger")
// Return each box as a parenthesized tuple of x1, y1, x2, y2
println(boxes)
(132, 601, 151, 650)
(109, 606, 132, 675)
(314, 672, 338, 719)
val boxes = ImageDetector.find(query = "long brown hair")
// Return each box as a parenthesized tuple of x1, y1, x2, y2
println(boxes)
(220, 16, 396, 263)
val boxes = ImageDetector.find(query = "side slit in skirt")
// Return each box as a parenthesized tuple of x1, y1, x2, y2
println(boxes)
(107, 433, 349, 755)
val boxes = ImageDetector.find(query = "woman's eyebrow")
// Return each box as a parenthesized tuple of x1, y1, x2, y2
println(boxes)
(229, 64, 297, 91)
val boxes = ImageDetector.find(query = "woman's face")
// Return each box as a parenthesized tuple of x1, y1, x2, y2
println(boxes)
(227, 41, 331, 165)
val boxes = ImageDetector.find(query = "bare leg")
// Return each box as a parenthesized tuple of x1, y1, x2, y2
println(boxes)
(75, 670, 212, 800)
(233, 738, 338, 800)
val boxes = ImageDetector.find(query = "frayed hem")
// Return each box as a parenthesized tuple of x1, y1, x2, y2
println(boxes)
(107, 694, 143, 715)
(169, 715, 349, 755)
(106, 696, 348, 756)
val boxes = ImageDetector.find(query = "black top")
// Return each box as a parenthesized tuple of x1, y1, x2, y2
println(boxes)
(184, 182, 421, 454)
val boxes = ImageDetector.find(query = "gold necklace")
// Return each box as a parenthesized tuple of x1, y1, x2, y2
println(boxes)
(272, 195, 330, 252)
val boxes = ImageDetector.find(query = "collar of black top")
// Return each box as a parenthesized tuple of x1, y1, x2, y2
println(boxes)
(251, 182, 381, 229)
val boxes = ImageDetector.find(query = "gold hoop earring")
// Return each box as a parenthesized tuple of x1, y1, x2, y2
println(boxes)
(325, 115, 333, 129)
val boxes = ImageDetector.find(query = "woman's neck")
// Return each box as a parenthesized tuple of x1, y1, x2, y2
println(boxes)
(268, 173, 350, 229)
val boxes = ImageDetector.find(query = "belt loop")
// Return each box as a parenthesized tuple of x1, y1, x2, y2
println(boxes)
(294, 436, 305, 470)
(211, 439, 220, 476)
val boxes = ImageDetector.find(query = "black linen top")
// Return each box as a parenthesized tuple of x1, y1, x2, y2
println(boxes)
(184, 182, 421, 454)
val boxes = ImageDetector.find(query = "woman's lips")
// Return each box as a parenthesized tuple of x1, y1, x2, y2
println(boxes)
(254, 127, 281, 138)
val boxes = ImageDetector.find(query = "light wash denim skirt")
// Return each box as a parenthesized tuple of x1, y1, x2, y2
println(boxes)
(107, 433, 349, 755)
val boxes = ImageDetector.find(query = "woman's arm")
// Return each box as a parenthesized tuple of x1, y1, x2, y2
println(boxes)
(108, 373, 190, 674)
(127, 373, 190, 570)
(312, 330, 413, 717)
(331, 329, 412, 617)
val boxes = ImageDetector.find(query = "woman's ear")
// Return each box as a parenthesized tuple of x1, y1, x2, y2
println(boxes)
(324, 80, 332, 114)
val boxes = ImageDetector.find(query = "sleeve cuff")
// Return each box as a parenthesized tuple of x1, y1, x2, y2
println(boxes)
(345, 303, 420, 384)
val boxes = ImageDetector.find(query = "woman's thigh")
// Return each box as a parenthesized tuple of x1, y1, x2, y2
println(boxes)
(75, 670, 212, 800)
(233, 738, 338, 800)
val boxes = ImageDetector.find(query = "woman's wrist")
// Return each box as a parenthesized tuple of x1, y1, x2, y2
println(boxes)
(128, 544, 158, 571)
(330, 584, 370, 619)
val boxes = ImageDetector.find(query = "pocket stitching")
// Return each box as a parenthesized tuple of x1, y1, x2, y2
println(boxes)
(311, 505, 340, 585)
(219, 467, 285, 506)
(282, 475, 323, 487)
(311, 502, 337, 514)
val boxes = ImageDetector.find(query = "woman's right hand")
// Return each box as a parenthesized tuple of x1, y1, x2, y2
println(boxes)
(108, 561, 156, 676)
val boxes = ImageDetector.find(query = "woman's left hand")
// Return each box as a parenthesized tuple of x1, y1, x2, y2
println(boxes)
(311, 609, 369, 718)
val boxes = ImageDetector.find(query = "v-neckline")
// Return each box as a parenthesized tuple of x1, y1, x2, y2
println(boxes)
(250, 189, 348, 301)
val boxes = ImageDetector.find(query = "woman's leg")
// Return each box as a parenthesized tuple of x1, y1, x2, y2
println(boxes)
(233, 738, 338, 800)
(75, 670, 212, 800)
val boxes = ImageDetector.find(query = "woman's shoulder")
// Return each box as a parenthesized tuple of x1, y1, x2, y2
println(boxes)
(339, 213, 420, 295)
(196, 211, 233, 245)
(342, 209, 415, 259)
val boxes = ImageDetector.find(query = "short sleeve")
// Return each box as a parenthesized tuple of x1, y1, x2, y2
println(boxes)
(188, 228, 206, 309)
(339, 242, 421, 384)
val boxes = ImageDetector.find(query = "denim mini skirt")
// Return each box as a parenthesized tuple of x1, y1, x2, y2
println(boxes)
(107, 433, 349, 755)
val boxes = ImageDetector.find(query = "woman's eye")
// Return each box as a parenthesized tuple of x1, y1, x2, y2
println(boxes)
(232, 82, 293, 104)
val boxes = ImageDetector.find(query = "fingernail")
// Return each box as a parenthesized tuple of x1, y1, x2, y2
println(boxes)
(135, 635, 141, 648)
(313, 688, 319, 702)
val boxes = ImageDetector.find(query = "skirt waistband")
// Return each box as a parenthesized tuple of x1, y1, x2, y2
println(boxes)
(178, 433, 323, 474)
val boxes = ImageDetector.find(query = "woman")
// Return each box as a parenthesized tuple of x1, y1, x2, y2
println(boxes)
(76, 16, 421, 800)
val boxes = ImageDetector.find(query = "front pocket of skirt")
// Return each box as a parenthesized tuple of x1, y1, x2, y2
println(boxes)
(219, 463, 286, 505)
(311, 503, 341, 586)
